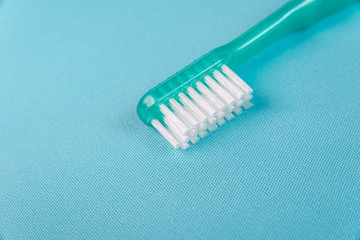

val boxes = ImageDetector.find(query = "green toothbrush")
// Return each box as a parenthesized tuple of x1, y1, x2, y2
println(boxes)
(137, 0, 357, 150)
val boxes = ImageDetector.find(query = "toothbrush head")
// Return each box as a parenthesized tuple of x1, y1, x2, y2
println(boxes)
(137, 53, 253, 150)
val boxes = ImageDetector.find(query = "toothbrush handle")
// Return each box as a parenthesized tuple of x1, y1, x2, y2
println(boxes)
(221, 0, 357, 68)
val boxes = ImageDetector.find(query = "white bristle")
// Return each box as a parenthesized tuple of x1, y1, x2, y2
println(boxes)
(152, 64, 253, 149)
(187, 87, 217, 118)
(196, 82, 226, 110)
(198, 129, 209, 138)
(225, 112, 235, 121)
(213, 70, 245, 106)
(178, 92, 208, 125)
(221, 65, 253, 95)
(208, 123, 219, 132)
(163, 116, 189, 144)
(204, 76, 237, 108)
(180, 142, 191, 150)
(190, 136, 200, 144)
(242, 101, 254, 109)
(216, 117, 226, 126)
(160, 104, 190, 137)
(195, 81, 238, 124)
(233, 106, 243, 115)
(151, 120, 180, 149)
(169, 98, 200, 130)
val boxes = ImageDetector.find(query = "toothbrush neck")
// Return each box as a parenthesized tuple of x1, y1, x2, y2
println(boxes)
(219, 0, 357, 69)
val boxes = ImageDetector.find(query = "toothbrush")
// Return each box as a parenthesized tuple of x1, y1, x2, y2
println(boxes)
(137, 0, 357, 150)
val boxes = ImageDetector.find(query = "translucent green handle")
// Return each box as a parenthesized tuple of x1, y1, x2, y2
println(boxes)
(219, 0, 357, 69)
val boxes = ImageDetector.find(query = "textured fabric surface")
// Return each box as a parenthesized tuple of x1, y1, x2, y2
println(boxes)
(0, 0, 360, 239)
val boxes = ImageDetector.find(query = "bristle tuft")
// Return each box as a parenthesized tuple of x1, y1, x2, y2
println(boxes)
(152, 64, 253, 149)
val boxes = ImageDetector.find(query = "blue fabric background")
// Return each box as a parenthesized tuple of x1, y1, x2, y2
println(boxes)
(0, 0, 359, 239)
